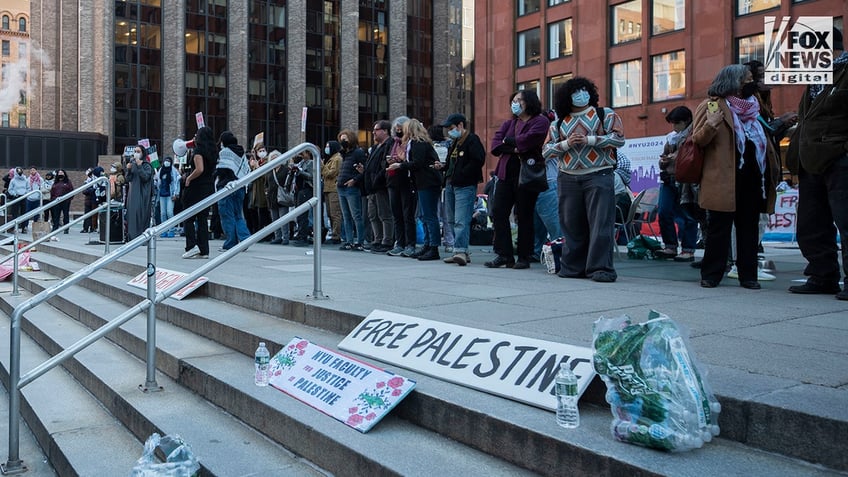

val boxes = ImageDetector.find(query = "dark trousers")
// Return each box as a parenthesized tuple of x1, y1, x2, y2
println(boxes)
(388, 182, 417, 248)
(491, 157, 539, 260)
(182, 185, 211, 255)
(701, 148, 764, 284)
(294, 186, 313, 240)
(557, 169, 616, 278)
(796, 153, 848, 285)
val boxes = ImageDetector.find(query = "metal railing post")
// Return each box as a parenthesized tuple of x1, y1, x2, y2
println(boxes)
(10, 234, 19, 297)
(3, 309, 25, 474)
(311, 147, 326, 299)
(142, 237, 161, 392)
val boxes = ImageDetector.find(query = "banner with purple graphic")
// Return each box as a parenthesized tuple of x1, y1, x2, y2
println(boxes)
(622, 134, 667, 193)
(268, 337, 416, 433)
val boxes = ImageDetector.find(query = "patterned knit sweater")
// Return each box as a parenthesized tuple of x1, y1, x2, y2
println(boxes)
(543, 107, 625, 173)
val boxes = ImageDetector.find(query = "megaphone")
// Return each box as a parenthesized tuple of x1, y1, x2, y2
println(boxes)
(173, 138, 195, 156)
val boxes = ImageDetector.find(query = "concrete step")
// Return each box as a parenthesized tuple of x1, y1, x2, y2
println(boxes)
(0, 287, 331, 477)
(10, 247, 846, 476)
(5, 273, 534, 476)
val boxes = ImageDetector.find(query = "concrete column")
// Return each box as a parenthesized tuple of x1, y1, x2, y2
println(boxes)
(30, 0, 60, 130)
(431, 0, 451, 124)
(287, 0, 306, 148)
(60, 0, 79, 130)
(228, 0, 249, 146)
(388, 2, 407, 121)
(162, 0, 186, 154)
(339, 0, 358, 131)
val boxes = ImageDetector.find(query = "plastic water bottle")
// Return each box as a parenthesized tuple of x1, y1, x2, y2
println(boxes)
(254, 342, 270, 386)
(556, 363, 579, 428)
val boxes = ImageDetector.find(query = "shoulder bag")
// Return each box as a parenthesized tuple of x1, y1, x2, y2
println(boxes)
(272, 169, 295, 207)
(674, 133, 703, 184)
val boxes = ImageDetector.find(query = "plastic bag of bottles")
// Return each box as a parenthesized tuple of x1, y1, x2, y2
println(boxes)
(592, 311, 721, 452)
(130, 433, 200, 477)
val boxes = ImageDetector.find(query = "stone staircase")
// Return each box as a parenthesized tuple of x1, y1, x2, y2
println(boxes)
(0, 242, 845, 476)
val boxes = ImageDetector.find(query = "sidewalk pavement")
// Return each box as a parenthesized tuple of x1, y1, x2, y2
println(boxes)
(19, 226, 848, 429)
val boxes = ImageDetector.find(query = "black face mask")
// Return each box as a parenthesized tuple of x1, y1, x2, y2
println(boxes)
(340, 140, 350, 149)
(740, 82, 757, 98)
(395, 130, 403, 138)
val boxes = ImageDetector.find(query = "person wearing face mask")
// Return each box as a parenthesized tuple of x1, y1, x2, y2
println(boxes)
(246, 143, 272, 240)
(361, 119, 395, 253)
(214, 131, 251, 251)
(154, 156, 181, 237)
(181, 126, 217, 258)
(6, 167, 28, 231)
(49, 169, 74, 234)
(125, 145, 155, 241)
(385, 116, 417, 257)
(487, 89, 551, 269)
(435, 113, 485, 266)
(691, 64, 780, 290)
(23, 167, 44, 233)
(335, 128, 367, 250)
(544, 77, 625, 282)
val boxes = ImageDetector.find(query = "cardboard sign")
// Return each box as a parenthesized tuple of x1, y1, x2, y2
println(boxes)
(195, 112, 205, 128)
(123, 145, 136, 158)
(300, 107, 308, 133)
(127, 267, 208, 300)
(338, 310, 595, 411)
(253, 132, 264, 149)
(269, 338, 415, 433)
(764, 187, 798, 242)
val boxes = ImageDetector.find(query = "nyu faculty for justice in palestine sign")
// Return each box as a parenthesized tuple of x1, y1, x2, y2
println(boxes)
(338, 310, 596, 411)
(268, 337, 416, 433)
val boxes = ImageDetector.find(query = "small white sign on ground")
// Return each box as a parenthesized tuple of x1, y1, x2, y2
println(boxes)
(127, 267, 208, 300)
(339, 310, 596, 411)
(268, 337, 416, 433)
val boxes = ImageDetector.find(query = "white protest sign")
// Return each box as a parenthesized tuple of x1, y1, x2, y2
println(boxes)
(300, 107, 308, 133)
(127, 267, 208, 300)
(269, 337, 416, 432)
(622, 134, 666, 193)
(195, 112, 205, 128)
(764, 187, 798, 242)
(338, 310, 596, 411)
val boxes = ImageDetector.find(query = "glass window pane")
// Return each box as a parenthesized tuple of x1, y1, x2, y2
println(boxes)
(517, 0, 540, 17)
(516, 80, 539, 94)
(612, 1, 642, 45)
(548, 73, 573, 109)
(652, 0, 684, 35)
(547, 19, 573, 60)
(611, 59, 642, 107)
(737, 34, 764, 64)
(549, 0, 570, 5)
(652, 50, 685, 101)
(737, 0, 780, 16)
(517, 28, 541, 67)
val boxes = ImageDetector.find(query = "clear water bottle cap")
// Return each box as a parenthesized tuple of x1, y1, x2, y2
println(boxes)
(259, 342, 266, 347)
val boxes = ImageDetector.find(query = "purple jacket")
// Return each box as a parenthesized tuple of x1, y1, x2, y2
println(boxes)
(491, 114, 551, 180)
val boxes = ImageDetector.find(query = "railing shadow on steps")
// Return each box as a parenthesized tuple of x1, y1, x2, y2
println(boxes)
(1, 142, 325, 474)
(0, 176, 114, 297)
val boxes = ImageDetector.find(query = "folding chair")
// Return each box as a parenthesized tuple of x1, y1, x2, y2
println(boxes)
(614, 189, 646, 257)
(636, 187, 660, 239)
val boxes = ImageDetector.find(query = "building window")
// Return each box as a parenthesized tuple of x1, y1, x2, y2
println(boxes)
(1, 113, 8, 128)
(516, 80, 539, 95)
(737, 0, 780, 16)
(18, 17, 25, 32)
(1, 41, 9, 57)
(18, 113, 25, 128)
(548, 19, 573, 60)
(549, 0, 570, 5)
(517, 0, 540, 17)
(652, 50, 685, 101)
(652, 0, 684, 35)
(517, 28, 541, 67)
(548, 73, 573, 109)
(612, 1, 641, 45)
(737, 34, 764, 64)
(611, 59, 642, 108)
(1, 16, 8, 30)
(18, 42, 26, 59)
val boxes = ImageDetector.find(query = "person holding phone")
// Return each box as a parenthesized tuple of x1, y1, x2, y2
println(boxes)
(691, 65, 780, 290)
(336, 128, 367, 250)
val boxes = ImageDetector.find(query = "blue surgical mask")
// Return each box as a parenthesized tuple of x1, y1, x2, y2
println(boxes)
(448, 129, 462, 139)
(571, 89, 590, 108)
(511, 102, 523, 116)
(163, 161, 171, 167)
(325, 146, 331, 155)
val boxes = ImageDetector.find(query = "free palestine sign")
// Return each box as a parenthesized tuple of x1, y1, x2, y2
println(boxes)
(268, 337, 416, 432)
(338, 310, 595, 411)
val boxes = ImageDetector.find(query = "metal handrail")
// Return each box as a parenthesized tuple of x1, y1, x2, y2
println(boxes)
(3, 142, 324, 474)
(0, 190, 42, 234)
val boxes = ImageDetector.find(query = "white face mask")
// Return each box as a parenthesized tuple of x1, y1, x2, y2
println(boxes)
(133, 152, 142, 160)
(258, 150, 268, 159)
(110, 167, 117, 173)
(163, 161, 171, 167)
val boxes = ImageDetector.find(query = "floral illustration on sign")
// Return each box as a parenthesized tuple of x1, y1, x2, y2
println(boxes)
(346, 376, 407, 427)
(271, 340, 309, 376)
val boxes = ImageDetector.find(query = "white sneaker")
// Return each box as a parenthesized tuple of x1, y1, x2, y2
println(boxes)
(757, 269, 776, 281)
(726, 266, 738, 279)
(182, 246, 200, 259)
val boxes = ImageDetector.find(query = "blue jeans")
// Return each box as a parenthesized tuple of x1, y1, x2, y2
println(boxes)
(445, 183, 476, 253)
(159, 196, 175, 225)
(534, 179, 561, 257)
(658, 182, 698, 252)
(338, 186, 365, 244)
(417, 187, 441, 247)
(218, 187, 251, 250)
